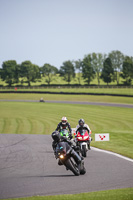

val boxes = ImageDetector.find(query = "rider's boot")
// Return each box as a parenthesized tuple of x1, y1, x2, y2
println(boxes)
(58, 159, 63, 165)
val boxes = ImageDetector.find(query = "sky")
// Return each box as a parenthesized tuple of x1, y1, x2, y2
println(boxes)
(0, 0, 133, 68)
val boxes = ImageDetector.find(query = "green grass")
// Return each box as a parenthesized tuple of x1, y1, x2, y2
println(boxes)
(1, 87, 133, 96)
(0, 72, 130, 86)
(3, 188, 133, 200)
(0, 101, 133, 158)
(0, 93, 133, 104)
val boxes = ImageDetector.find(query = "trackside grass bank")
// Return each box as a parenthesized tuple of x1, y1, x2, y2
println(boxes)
(0, 87, 133, 96)
(3, 188, 133, 200)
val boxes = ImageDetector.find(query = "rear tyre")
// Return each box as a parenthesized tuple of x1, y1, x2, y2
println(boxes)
(80, 161, 86, 175)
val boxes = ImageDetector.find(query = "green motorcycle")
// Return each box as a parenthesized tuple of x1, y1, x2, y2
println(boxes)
(60, 129, 69, 138)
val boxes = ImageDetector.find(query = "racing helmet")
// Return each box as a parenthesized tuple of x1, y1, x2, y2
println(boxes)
(61, 116, 67, 125)
(78, 119, 85, 127)
(51, 131, 61, 142)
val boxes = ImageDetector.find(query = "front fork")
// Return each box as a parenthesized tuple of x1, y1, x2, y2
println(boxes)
(71, 149, 82, 164)
(77, 141, 90, 150)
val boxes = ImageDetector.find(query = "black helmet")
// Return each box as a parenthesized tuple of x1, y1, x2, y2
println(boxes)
(78, 119, 85, 127)
(51, 131, 61, 142)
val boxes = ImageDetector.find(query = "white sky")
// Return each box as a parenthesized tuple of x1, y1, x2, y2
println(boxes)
(0, 0, 133, 68)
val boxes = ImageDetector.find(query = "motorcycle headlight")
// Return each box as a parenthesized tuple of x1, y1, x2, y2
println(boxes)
(78, 137, 82, 140)
(59, 154, 64, 159)
(84, 136, 89, 140)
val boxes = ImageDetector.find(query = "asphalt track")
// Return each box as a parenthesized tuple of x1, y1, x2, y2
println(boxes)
(0, 134, 133, 199)
(0, 99, 133, 108)
(45, 100, 133, 108)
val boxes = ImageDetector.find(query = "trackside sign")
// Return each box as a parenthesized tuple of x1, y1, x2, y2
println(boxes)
(72, 128, 76, 135)
(95, 133, 110, 141)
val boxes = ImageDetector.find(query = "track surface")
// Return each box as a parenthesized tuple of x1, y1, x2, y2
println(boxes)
(0, 134, 133, 199)
(0, 99, 133, 108)
(45, 100, 133, 108)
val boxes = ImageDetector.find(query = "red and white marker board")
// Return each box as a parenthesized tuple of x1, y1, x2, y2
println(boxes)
(95, 133, 109, 141)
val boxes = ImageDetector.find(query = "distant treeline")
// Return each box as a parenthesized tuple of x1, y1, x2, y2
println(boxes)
(0, 50, 133, 86)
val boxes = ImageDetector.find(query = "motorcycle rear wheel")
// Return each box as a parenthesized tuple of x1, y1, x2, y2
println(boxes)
(80, 160, 86, 175)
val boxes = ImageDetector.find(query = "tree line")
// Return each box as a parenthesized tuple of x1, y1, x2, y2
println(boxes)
(0, 50, 133, 86)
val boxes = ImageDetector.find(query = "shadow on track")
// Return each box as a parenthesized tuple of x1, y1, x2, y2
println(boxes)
(23, 174, 74, 178)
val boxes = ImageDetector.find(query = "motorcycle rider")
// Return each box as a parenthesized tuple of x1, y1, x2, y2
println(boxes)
(51, 131, 82, 165)
(55, 117, 73, 139)
(75, 119, 92, 149)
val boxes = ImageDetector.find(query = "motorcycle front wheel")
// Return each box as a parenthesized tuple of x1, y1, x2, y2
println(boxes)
(82, 145, 87, 157)
(64, 158, 80, 176)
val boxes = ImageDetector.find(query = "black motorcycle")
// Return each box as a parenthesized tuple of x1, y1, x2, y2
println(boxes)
(55, 140, 86, 176)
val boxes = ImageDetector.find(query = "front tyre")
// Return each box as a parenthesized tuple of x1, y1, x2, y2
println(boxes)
(64, 159, 80, 176)
(82, 145, 87, 157)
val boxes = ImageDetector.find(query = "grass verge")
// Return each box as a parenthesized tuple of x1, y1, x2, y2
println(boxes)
(0, 87, 133, 95)
(3, 188, 133, 200)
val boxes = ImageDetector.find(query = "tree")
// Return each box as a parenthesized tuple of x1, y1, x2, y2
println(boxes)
(82, 54, 95, 85)
(101, 57, 114, 85)
(41, 64, 58, 85)
(109, 50, 124, 85)
(59, 60, 75, 84)
(91, 53, 106, 85)
(1, 60, 18, 86)
(74, 59, 82, 85)
(20, 61, 40, 86)
(121, 56, 133, 85)
(0, 68, 2, 79)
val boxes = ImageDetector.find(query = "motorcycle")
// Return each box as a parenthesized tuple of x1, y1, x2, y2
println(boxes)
(55, 140, 86, 176)
(59, 129, 69, 138)
(75, 129, 90, 157)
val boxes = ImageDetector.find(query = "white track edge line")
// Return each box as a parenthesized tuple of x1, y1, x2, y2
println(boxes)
(91, 147, 133, 163)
